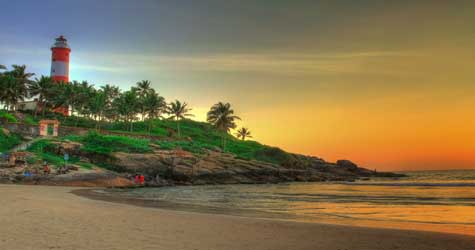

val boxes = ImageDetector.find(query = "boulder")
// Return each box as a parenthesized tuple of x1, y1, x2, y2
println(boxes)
(336, 160, 358, 170)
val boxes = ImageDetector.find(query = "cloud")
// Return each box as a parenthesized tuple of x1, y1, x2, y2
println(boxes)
(71, 50, 415, 76)
(0, 42, 419, 77)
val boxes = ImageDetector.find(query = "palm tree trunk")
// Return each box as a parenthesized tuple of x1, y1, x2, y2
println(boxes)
(176, 119, 181, 137)
(148, 116, 153, 134)
(222, 135, 227, 152)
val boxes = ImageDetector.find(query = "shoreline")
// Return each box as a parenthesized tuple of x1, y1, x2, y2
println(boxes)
(1, 184, 474, 250)
(74, 187, 475, 237)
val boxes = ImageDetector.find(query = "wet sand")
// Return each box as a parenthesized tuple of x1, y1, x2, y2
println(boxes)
(0, 184, 474, 250)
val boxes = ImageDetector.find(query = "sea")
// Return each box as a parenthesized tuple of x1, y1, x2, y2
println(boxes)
(100, 169, 475, 236)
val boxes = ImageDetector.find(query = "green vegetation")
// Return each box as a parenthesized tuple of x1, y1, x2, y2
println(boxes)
(27, 139, 76, 166)
(67, 131, 151, 155)
(0, 128, 21, 152)
(1, 64, 301, 167)
(235, 127, 252, 141)
(207, 102, 240, 151)
(0, 111, 17, 123)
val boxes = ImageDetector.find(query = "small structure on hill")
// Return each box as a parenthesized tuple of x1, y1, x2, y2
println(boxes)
(15, 100, 39, 112)
(39, 120, 60, 136)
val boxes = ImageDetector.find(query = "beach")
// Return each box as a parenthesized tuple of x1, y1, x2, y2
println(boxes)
(0, 184, 474, 250)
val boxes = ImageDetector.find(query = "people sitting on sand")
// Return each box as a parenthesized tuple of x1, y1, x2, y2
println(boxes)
(139, 174, 145, 185)
(43, 161, 51, 175)
(23, 169, 31, 177)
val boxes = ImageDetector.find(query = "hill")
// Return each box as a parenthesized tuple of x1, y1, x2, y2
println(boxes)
(0, 112, 403, 186)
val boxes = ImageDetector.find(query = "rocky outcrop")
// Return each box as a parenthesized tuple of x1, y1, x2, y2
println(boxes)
(99, 150, 403, 186)
(5, 139, 404, 187)
(336, 160, 358, 170)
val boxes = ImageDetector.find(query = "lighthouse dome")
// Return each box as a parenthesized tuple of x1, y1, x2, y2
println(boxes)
(52, 35, 70, 49)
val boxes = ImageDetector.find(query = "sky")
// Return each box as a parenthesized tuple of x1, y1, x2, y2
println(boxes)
(1, 0, 474, 171)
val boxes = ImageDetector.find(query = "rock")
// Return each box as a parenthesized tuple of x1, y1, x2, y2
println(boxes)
(1, 128, 10, 136)
(336, 160, 358, 170)
(50, 141, 83, 156)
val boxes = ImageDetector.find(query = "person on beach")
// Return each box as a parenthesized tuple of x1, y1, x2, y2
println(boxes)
(43, 161, 51, 175)
(139, 174, 145, 185)
(134, 174, 139, 184)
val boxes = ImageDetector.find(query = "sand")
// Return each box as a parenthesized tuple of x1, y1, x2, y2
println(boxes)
(0, 184, 474, 250)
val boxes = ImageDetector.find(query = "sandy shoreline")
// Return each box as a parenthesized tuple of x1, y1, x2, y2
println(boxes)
(1, 184, 474, 250)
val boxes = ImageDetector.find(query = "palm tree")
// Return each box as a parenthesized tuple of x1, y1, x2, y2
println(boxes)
(134, 80, 152, 121)
(143, 89, 166, 133)
(207, 102, 241, 151)
(101, 84, 121, 122)
(29, 76, 54, 117)
(87, 90, 107, 129)
(235, 127, 252, 141)
(166, 100, 193, 137)
(115, 90, 140, 131)
(0, 75, 29, 110)
(7, 64, 35, 86)
(0, 65, 34, 110)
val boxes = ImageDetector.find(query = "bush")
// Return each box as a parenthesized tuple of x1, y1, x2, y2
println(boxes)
(75, 131, 151, 155)
(0, 128, 22, 152)
(0, 111, 17, 123)
(27, 139, 81, 167)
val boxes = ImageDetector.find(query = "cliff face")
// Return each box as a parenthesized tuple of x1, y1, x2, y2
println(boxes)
(94, 149, 402, 186)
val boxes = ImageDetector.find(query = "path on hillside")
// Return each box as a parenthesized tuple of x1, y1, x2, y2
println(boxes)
(11, 137, 42, 152)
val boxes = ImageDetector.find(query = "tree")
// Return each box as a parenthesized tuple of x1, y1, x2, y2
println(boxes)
(134, 80, 152, 121)
(7, 64, 35, 88)
(207, 102, 241, 151)
(0, 75, 29, 110)
(143, 89, 166, 133)
(28, 76, 54, 117)
(87, 90, 107, 129)
(235, 127, 252, 141)
(0, 65, 33, 110)
(114, 90, 139, 131)
(0, 64, 5, 70)
(101, 84, 121, 122)
(166, 100, 193, 137)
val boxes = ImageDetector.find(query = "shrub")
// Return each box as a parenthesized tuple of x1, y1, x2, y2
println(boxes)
(0, 111, 17, 123)
(0, 128, 22, 152)
(76, 131, 150, 155)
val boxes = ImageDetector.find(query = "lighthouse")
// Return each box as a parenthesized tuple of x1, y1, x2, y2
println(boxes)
(50, 35, 71, 115)
(51, 35, 70, 82)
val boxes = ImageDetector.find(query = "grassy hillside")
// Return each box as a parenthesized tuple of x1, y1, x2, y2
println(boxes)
(15, 112, 309, 166)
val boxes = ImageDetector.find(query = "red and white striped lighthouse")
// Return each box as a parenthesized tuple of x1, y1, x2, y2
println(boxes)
(50, 35, 71, 115)
(51, 35, 70, 82)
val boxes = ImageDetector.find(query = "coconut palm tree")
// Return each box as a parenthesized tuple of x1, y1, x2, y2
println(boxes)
(0, 75, 29, 110)
(207, 102, 241, 151)
(143, 89, 166, 133)
(87, 90, 107, 129)
(0, 65, 34, 110)
(166, 100, 193, 137)
(235, 127, 252, 141)
(101, 84, 121, 122)
(134, 80, 152, 121)
(29, 76, 54, 117)
(115, 90, 140, 131)
(7, 64, 35, 87)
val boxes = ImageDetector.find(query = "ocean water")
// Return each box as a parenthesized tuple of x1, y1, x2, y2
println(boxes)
(103, 169, 475, 236)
